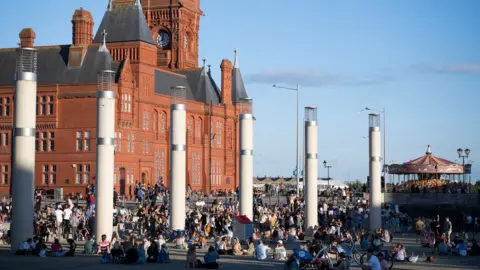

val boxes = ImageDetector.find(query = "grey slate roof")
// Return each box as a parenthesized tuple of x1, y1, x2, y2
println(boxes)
(176, 68, 221, 104)
(154, 70, 196, 101)
(0, 45, 120, 87)
(231, 67, 249, 102)
(93, 1, 155, 45)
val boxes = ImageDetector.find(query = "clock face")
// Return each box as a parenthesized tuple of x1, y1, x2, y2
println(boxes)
(157, 31, 170, 49)
(183, 34, 188, 49)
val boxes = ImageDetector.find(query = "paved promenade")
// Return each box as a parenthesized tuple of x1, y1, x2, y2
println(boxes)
(1, 234, 479, 270)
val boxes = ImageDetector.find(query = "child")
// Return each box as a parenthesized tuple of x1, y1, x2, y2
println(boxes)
(186, 246, 197, 268)
(158, 243, 170, 263)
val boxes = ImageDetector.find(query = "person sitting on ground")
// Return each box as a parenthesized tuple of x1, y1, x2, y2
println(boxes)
(17, 238, 34, 255)
(66, 239, 76, 256)
(175, 233, 186, 249)
(437, 239, 449, 255)
(371, 234, 383, 252)
(421, 233, 435, 248)
(394, 244, 407, 262)
(232, 238, 244, 256)
(381, 229, 391, 243)
(136, 243, 146, 264)
(146, 240, 158, 263)
(273, 240, 288, 261)
(186, 246, 197, 268)
(256, 240, 271, 260)
(84, 235, 95, 255)
(203, 246, 220, 269)
(216, 236, 233, 255)
(51, 238, 69, 257)
(455, 239, 468, 257)
(123, 245, 139, 264)
(158, 243, 170, 263)
(34, 238, 48, 257)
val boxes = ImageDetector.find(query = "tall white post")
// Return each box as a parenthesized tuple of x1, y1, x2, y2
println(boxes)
(11, 48, 37, 250)
(239, 99, 254, 220)
(170, 86, 187, 231)
(369, 114, 382, 230)
(95, 42, 115, 241)
(304, 106, 318, 233)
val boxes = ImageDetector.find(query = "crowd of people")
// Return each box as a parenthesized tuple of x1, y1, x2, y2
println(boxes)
(0, 183, 480, 270)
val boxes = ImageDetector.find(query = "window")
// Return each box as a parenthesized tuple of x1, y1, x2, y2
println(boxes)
(127, 134, 131, 152)
(0, 132, 8, 146)
(188, 117, 193, 138)
(114, 165, 119, 184)
(76, 131, 90, 151)
(0, 165, 8, 185)
(131, 133, 135, 152)
(35, 131, 54, 152)
(0, 97, 11, 117)
(216, 121, 222, 148)
(142, 140, 149, 154)
(160, 112, 166, 134)
(195, 119, 201, 139)
(143, 111, 150, 130)
(127, 167, 134, 184)
(191, 152, 201, 185)
(37, 95, 54, 116)
(154, 148, 166, 183)
(42, 165, 56, 184)
(121, 94, 132, 113)
(76, 164, 91, 184)
(211, 160, 222, 186)
(114, 132, 122, 152)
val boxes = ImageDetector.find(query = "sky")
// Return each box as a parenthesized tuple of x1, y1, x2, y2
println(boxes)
(0, 0, 479, 182)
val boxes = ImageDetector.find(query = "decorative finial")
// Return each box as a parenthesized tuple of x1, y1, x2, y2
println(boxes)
(426, 144, 432, 155)
(202, 56, 206, 67)
(134, 0, 142, 7)
(102, 29, 108, 46)
(207, 64, 211, 73)
(108, 0, 113, 11)
(233, 48, 239, 68)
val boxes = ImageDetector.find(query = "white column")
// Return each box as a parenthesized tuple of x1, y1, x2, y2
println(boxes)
(304, 108, 318, 233)
(369, 114, 382, 230)
(95, 71, 115, 241)
(239, 113, 254, 220)
(170, 103, 186, 231)
(11, 48, 37, 251)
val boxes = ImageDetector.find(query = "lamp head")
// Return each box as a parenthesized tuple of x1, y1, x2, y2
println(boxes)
(323, 160, 327, 167)
(457, 148, 463, 157)
(365, 107, 370, 110)
(273, 84, 277, 88)
(465, 148, 471, 157)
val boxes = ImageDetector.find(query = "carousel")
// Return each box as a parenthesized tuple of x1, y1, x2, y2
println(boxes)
(388, 145, 468, 188)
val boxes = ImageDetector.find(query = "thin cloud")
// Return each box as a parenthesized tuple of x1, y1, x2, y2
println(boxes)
(245, 68, 392, 87)
(414, 63, 480, 75)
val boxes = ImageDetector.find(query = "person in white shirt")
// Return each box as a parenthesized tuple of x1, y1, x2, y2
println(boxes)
(54, 207, 64, 238)
(255, 240, 271, 260)
(63, 206, 72, 239)
(361, 249, 381, 270)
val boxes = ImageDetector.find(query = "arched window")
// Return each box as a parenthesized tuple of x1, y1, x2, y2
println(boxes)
(153, 110, 159, 139)
(195, 118, 202, 139)
(188, 116, 194, 138)
(160, 111, 166, 134)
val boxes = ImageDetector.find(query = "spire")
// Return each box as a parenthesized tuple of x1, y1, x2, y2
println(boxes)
(134, 0, 142, 9)
(426, 144, 432, 155)
(99, 29, 108, 52)
(233, 48, 239, 68)
(202, 56, 206, 67)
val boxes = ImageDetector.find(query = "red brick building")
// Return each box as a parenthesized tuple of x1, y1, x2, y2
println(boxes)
(0, 0, 250, 197)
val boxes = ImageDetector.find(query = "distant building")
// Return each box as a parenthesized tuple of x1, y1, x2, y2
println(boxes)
(0, 0, 249, 197)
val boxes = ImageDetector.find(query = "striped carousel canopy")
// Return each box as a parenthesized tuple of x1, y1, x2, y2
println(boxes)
(388, 145, 464, 174)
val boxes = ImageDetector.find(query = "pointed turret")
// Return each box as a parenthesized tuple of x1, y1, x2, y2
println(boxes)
(231, 48, 249, 103)
(93, 0, 155, 45)
(96, 30, 113, 72)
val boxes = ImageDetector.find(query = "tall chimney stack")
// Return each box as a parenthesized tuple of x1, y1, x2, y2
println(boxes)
(72, 8, 94, 46)
(19, 28, 36, 48)
(220, 59, 233, 105)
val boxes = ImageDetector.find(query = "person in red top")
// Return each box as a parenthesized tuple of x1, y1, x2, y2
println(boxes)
(98, 234, 111, 263)
(89, 195, 96, 212)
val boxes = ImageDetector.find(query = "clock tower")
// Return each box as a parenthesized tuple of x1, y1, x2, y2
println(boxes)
(142, 0, 202, 69)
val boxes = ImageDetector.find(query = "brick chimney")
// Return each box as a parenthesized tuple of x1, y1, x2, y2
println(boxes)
(19, 28, 36, 48)
(220, 59, 233, 104)
(72, 8, 94, 46)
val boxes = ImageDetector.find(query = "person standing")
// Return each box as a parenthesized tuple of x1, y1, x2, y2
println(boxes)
(415, 217, 425, 243)
(70, 212, 79, 241)
(443, 217, 453, 243)
(54, 206, 64, 239)
(63, 205, 72, 239)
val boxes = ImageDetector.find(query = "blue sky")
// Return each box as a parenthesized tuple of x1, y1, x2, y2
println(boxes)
(1, 0, 479, 182)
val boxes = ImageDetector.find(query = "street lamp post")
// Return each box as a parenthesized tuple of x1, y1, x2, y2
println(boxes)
(323, 160, 332, 188)
(365, 107, 386, 184)
(273, 84, 300, 197)
(457, 148, 471, 185)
